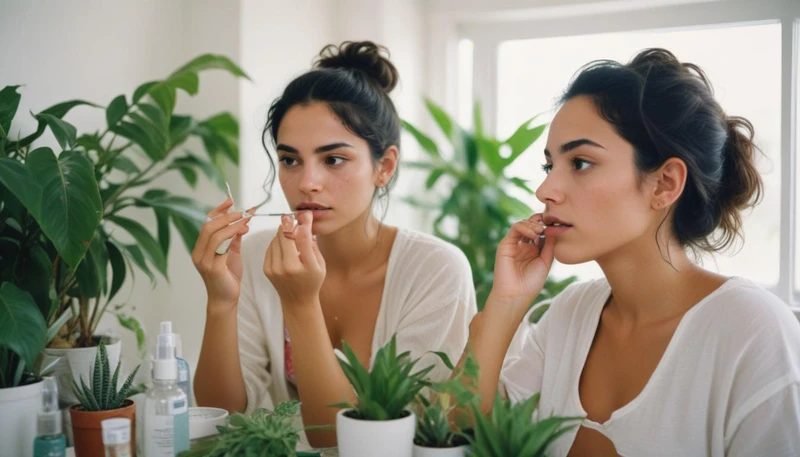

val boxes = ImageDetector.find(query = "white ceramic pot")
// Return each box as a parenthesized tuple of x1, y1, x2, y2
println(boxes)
(0, 379, 44, 457)
(42, 336, 121, 406)
(413, 444, 469, 457)
(336, 409, 416, 457)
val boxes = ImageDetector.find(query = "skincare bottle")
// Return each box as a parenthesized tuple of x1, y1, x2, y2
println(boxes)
(144, 321, 190, 456)
(33, 377, 66, 457)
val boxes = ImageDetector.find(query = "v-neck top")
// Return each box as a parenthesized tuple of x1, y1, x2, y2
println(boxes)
(236, 227, 477, 416)
(501, 277, 800, 456)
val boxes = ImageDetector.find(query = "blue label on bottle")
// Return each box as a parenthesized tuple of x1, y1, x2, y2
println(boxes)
(173, 411, 190, 455)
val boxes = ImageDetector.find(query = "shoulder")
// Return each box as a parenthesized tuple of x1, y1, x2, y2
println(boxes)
(391, 228, 473, 279)
(694, 277, 800, 341)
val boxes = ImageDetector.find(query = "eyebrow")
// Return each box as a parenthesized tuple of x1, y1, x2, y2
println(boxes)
(276, 142, 354, 154)
(544, 138, 605, 157)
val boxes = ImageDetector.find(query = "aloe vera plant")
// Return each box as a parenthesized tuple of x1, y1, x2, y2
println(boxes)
(181, 401, 327, 457)
(333, 334, 435, 420)
(72, 342, 139, 411)
(467, 394, 581, 457)
(414, 351, 480, 448)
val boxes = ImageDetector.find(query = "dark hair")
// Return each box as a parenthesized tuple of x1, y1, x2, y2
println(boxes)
(561, 48, 763, 254)
(261, 41, 401, 217)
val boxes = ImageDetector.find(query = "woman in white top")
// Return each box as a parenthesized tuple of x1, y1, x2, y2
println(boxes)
(192, 41, 476, 448)
(458, 48, 800, 456)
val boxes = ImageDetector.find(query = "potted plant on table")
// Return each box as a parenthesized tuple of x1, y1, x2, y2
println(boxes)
(412, 352, 480, 457)
(181, 401, 328, 457)
(0, 54, 248, 409)
(467, 394, 581, 457)
(334, 335, 436, 457)
(69, 342, 140, 457)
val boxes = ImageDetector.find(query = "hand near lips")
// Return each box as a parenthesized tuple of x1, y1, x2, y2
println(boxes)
(489, 213, 556, 310)
(263, 211, 327, 307)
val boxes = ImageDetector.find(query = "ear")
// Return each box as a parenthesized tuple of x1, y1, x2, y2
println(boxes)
(375, 145, 399, 187)
(651, 157, 687, 210)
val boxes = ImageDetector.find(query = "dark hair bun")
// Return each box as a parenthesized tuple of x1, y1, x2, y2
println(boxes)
(315, 41, 399, 93)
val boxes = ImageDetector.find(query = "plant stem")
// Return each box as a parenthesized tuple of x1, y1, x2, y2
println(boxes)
(102, 160, 158, 211)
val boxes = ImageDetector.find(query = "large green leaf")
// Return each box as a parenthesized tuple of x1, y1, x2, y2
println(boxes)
(0, 282, 46, 370)
(168, 154, 225, 190)
(168, 116, 196, 148)
(402, 120, 440, 159)
(26, 148, 102, 270)
(37, 113, 77, 150)
(105, 241, 126, 305)
(424, 98, 455, 142)
(111, 104, 170, 162)
(171, 212, 202, 253)
(0, 157, 43, 217)
(14, 243, 52, 319)
(107, 215, 167, 279)
(134, 191, 209, 222)
(170, 54, 250, 81)
(503, 116, 546, 167)
(73, 233, 109, 299)
(0, 86, 21, 137)
(106, 95, 128, 128)
(14, 100, 99, 151)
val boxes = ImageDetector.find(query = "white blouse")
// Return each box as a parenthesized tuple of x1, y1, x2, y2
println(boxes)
(501, 277, 800, 456)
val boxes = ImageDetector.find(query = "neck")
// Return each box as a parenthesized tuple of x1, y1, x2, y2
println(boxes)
(317, 210, 386, 276)
(596, 231, 707, 326)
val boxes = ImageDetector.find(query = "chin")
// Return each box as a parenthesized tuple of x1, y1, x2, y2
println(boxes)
(553, 243, 596, 265)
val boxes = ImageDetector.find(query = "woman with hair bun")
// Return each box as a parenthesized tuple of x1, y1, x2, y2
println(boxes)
(455, 48, 800, 456)
(193, 41, 476, 448)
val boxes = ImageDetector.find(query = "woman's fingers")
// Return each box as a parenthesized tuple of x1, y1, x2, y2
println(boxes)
(199, 217, 251, 272)
(277, 215, 302, 270)
(193, 209, 246, 264)
(293, 212, 319, 269)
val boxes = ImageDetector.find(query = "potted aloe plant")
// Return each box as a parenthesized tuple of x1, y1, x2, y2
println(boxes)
(181, 401, 328, 457)
(412, 352, 480, 457)
(333, 335, 436, 457)
(0, 54, 248, 410)
(69, 342, 140, 457)
(466, 394, 581, 457)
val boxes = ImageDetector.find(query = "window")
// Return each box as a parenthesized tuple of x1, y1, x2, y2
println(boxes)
(493, 23, 783, 285)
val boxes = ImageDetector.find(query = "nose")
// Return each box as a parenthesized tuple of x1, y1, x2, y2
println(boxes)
(298, 163, 322, 194)
(535, 171, 564, 206)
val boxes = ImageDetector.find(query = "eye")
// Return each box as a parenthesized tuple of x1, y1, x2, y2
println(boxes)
(573, 158, 593, 171)
(325, 156, 346, 166)
(278, 156, 298, 167)
(541, 163, 553, 174)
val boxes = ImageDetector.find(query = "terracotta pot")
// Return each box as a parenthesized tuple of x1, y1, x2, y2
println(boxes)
(70, 399, 136, 457)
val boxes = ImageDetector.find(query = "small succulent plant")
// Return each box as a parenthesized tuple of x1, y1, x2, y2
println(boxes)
(72, 342, 140, 411)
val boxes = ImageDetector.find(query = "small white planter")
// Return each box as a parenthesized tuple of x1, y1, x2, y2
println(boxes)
(42, 336, 121, 406)
(413, 444, 469, 457)
(0, 379, 44, 457)
(336, 409, 416, 457)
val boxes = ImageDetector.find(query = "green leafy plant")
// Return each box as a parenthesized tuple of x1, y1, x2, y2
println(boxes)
(181, 401, 328, 457)
(403, 100, 578, 311)
(414, 351, 480, 448)
(467, 394, 581, 457)
(72, 342, 140, 411)
(0, 54, 248, 387)
(333, 334, 435, 421)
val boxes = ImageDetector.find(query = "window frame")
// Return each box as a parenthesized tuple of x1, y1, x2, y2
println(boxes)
(426, 0, 800, 305)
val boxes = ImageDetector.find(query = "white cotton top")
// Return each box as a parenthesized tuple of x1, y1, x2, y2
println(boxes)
(236, 227, 477, 417)
(501, 277, 800, 457)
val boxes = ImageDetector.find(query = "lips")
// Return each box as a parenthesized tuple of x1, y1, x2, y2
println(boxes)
(543, 215, 572, 227)
(296, 202, 331, 211)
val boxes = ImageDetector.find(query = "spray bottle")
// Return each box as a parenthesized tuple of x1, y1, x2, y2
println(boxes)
(33, 377, 66, 457)
(143, 321, 189, 456)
